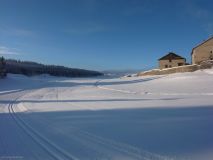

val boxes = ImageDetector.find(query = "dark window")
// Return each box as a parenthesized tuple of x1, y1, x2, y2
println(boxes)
(210, 53, 213, 60)
(165, 65, 168, 68)
(169, 65, 172, 68)
(178, 63, 183, 66)
(169, 59, 172, 62)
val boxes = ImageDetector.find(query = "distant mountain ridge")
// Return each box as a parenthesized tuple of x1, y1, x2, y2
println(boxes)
(102, 69, 143, 78)
(6, 59, 103, 77)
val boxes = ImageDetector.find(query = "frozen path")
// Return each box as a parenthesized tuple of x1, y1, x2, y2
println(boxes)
(1, 70, 213, 159)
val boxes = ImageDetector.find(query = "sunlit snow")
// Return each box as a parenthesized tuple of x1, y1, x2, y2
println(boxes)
(0, 69, 213, 160)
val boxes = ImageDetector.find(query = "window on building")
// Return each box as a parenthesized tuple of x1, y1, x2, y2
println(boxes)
(169, 59, 172, 62)
(210, 52, 213, 60)
(178, 63, 183, 66)
(165, 65, 168, 68)
(169, 65, 172, 68)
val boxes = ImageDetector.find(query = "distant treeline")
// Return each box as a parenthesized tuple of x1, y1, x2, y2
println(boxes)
(5, 59, 103, 77)
(0, 57, 7, 78)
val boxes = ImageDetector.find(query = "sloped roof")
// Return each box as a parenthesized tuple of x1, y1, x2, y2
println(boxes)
(191, 36, 213, 55)
(158, 52, 185, 61)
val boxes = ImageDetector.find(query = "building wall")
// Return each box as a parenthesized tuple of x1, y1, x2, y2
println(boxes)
(138, 61, 213, 76)
(138, 65, 200, 76)
(159, 59, 186, 69)
(192, 38, 213, 64)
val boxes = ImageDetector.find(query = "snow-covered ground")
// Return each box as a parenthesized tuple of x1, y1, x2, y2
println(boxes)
(0, 70, 213, 160)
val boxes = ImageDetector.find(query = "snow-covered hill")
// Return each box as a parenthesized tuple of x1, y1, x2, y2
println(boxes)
(0, 70, 213, 160)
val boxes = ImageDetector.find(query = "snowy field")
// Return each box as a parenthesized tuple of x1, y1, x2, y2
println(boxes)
(0, 70, 213, 160)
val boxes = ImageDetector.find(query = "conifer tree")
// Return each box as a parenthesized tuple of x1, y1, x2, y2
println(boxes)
(0, 56, 7, 78)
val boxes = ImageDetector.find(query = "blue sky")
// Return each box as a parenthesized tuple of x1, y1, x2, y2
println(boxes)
(0, 0, 213, 71)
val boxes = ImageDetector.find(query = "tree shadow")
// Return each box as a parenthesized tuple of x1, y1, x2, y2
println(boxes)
(0, 97, 182, 104)
(0, 76, 162, 96)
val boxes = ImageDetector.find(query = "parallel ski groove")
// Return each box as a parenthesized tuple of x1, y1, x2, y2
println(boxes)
(8, 96, 78, 160)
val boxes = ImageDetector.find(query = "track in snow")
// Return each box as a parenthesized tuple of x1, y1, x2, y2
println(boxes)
(8, 96, 78, 160)
(7, 88, 173, 160)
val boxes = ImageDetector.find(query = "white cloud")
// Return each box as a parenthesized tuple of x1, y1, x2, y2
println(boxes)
(183, 0, 213, 35)
(0, 46, 21, 55)
(204, 23, 213, 36)
(0, 27, 34, 37)
(121, 0, 158, 16)
(11, 29, 34, 36)
(64, 23, 109, 35)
